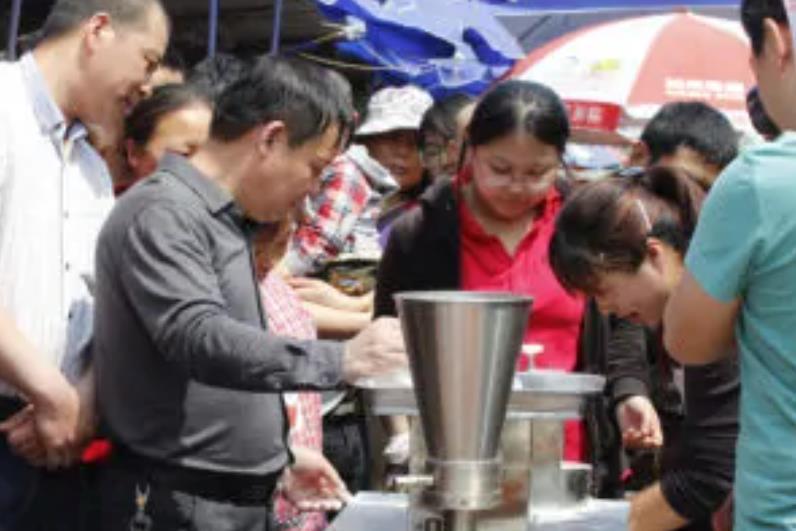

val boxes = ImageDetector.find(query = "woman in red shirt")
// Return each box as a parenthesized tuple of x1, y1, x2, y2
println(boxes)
(375, 80, 586, 461)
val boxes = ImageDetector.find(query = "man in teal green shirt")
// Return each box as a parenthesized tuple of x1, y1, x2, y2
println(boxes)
(664, 0, 796, 528)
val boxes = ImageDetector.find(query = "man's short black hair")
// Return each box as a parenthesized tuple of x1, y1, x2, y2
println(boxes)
(211, 55, 345, 148)
(188, 53, 251, 104)
(41, 0, 167, 42)
(741, 0, 789, 57)
(641, 101, 738, 170)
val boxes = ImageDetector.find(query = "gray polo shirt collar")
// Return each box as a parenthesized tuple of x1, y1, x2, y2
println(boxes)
(160, 153, 237, 216)
(160, 154, 268, 236)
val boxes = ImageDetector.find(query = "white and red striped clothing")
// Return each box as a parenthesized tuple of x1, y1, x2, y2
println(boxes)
(260, 272, 326, 531)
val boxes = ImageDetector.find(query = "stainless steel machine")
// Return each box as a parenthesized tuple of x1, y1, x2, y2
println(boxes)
(330, 292, 628, 531)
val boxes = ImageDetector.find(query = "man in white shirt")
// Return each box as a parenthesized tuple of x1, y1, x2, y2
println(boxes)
(0, 0, 169, 526)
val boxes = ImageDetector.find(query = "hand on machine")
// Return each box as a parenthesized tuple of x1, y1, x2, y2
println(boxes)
(279, 446, 352, 513)
(616, 395, 664, 449)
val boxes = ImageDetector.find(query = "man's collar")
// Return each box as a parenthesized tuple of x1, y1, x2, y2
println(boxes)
(18, 52, 85, 141)
(160, 153, 235, 216)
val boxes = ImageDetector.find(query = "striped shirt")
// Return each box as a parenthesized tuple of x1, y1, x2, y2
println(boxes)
(0, 53, 114, 395)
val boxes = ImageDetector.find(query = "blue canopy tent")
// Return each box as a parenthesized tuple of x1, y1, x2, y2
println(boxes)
(309, 0, 739, 96)
(310, 0, 527, 97)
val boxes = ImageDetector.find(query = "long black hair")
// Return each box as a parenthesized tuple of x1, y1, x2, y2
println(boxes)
(467, 80, 570, 154)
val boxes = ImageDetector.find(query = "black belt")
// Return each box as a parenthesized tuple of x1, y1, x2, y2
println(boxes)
(110, 445, 280, 506)
(0, 396, 25, 422)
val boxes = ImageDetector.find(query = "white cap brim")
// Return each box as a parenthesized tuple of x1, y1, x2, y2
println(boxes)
(355, 116, 422, 137)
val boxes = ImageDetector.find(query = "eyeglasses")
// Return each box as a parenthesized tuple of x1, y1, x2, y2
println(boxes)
(479, 163, 561, 193)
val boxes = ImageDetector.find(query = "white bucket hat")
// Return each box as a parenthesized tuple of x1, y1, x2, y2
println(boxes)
(356, 85, 433, 137)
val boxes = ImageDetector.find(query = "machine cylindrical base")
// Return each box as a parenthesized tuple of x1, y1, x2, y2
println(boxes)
(426, 458, 502, 510)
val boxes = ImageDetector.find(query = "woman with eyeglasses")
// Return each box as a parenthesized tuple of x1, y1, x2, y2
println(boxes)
(375, 80, 593, 463)
(549, 166, 739, 531)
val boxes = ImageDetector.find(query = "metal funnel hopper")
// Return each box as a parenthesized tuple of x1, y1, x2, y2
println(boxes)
(395, 291, 533, 510)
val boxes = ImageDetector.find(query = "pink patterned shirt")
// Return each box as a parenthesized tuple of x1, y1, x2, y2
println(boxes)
(261, 272, 326, 531)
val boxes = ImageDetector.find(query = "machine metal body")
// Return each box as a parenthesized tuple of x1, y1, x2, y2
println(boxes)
(337, 292, 627, 530)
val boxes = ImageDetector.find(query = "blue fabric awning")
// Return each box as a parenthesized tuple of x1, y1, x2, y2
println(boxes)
(311, 0, 739, 97)
(313, 0, 526, 97)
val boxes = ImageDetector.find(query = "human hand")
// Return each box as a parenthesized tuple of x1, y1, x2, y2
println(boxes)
(280, 446, 352, 512)
(0, 375, 80, 469)
(1, 406, 46, 466)
(288, 277, 362, 311)
(616, 395, 663, 449)
(343, 317, 407, 383)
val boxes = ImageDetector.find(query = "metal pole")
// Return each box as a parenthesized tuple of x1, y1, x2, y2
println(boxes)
(270, 0, 284, 55)
(7, 0, 23, 60)
(208, 0, 219, 58)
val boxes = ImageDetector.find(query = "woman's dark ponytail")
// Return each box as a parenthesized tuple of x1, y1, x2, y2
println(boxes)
(549, 165, 706, 294)
(640, 165, 705, 254)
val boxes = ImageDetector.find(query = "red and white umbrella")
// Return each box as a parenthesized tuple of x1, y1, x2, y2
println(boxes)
(507, 12, 755, 137)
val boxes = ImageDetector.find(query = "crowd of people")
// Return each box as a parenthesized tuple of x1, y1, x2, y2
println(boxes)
(0, 0, 795, 530)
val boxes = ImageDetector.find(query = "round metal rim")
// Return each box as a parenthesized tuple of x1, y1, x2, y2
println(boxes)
(394, 290, 534, 305)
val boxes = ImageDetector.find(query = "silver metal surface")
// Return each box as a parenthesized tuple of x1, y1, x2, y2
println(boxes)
(328, 492, 630, 531)
(358, 370, 605, 420)
(528, 499, 631, 530)
(395, 291, 533, 511)
(408, 419, 534, 527)
(391, 474, 435, 490)
(366, 292, 611, 528)
(395, 291, 533, 463)
(327, 492, 409, 531)
(515, 371, 606, 394)
(425, 459, 502, 510)
(529, 420, 565, 509)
